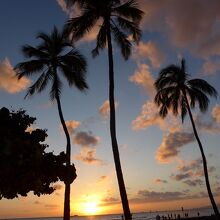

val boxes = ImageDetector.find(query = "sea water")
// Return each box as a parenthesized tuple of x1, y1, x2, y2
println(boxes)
(1, 207, 215, 220)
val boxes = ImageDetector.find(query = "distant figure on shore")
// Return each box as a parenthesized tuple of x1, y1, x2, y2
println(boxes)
(156, 214, 161, 220)
(177, 214, 180, 219)
(197, 212, 200, 217)
(121, 215, 124, 220)
(181, 207, 184, 212)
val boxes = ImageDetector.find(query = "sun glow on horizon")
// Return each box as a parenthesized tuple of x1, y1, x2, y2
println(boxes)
(84, 201, 99, 215)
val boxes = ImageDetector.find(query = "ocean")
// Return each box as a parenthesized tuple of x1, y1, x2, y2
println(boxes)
(2, 207, 215, 220)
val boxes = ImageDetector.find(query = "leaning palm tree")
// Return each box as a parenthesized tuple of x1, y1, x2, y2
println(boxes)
(15, 26, 88, 220)
(65, 1, 144, 219)
(154, 59, 220, 219)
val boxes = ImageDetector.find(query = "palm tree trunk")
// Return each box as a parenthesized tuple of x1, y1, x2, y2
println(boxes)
(54, 73, 72, 220)
(183, 91, 220, 219)
(106, 20, 132, 220)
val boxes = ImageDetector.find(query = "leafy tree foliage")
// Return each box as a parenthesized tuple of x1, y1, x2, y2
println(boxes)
(0, 107, 76, 199)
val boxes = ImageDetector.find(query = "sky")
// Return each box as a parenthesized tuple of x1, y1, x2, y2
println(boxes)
(0, 0, 220, 218)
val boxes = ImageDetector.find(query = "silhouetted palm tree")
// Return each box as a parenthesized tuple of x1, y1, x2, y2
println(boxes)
(15, 27, 88, 220)
(154, 59, 219, 219)
(65, 1, 144, 219)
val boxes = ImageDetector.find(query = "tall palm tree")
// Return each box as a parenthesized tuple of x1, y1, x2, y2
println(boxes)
(15, 26, 88, 220)
(65, 1, 144, 219)
(154, 59, 220, 219)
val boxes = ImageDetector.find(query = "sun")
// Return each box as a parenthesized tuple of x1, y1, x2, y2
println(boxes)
(84, 201, 99, 215)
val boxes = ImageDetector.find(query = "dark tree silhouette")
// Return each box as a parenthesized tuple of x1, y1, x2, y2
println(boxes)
(154, 59, 220, 219)
(0, 107, 76, 199)
(14, 27, 88, 220)
(65, 1, 144, 219)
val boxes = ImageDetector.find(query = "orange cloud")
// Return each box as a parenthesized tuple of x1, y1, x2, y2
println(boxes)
(140, 0, 220, 58)
(0, 58, 30, 93)
(202, 59, 220, 75)
(129, 64, 155, 97)
(65, 120, 81, 134)
(133, 41, 164, 68)
(212, 105, 220, 125)
(154, 179, 168, 184)
(56, 0, 68, 13)
(132, 100, 165, 130)
(75, 148, 103, 165)
(99, 100, 118, 119)
(156, 130, 195, 163)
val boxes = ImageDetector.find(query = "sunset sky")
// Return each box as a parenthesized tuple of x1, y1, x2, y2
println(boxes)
(0, 0, 220, 218)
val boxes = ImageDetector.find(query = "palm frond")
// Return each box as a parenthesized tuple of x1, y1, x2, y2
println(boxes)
(36, 32, 51, 45)
(50, 75, 62, 101)
(65, 0, 88, 8)
(59, 49, 87, 73)
(92, 21, 107, 57)
(180, 96, 188, 123)
(154, 75, 177, 90)
(111, 24, 131, 60)
(60, 63, 88, 91)
(188, 87, 210, 112)
(187, 79, 218, 98)
(113, 0, 144, 24)
(158, 65, 182, 78)
(15, 60, 46, 79)
(65, 11, 98, 41)
(25, 71, 50, 98)
(159, 104, 168, 118)
(116, 16, 141, 42)
(22, 45, 49, 59)
(186, 87, 196, 109)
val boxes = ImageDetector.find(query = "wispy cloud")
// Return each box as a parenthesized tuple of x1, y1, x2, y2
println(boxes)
(154, 179, 168, 184)
(156, 130, 195, 163)
(212, 105, 220, 125)
(73, 131, 100, 148)
(170, 158, 217, 187)
(202, 59, 220, 75)
(65, 120, 81, 134)
(132, 100, 165, 130)
(75, 148, 103, 165)
(140, 0, 220, 58)
(136, 190, 185, 202)
(0, 58, 30, 93)
(129, 64, 155, 97)
(99, 100, 118, 119)
(133, 41, 165, 68)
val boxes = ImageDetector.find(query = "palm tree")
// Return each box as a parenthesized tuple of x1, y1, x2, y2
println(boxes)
(15, 26, 88, 220)
(65, 1, 144, 219)
(154, 59, 220, 219)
